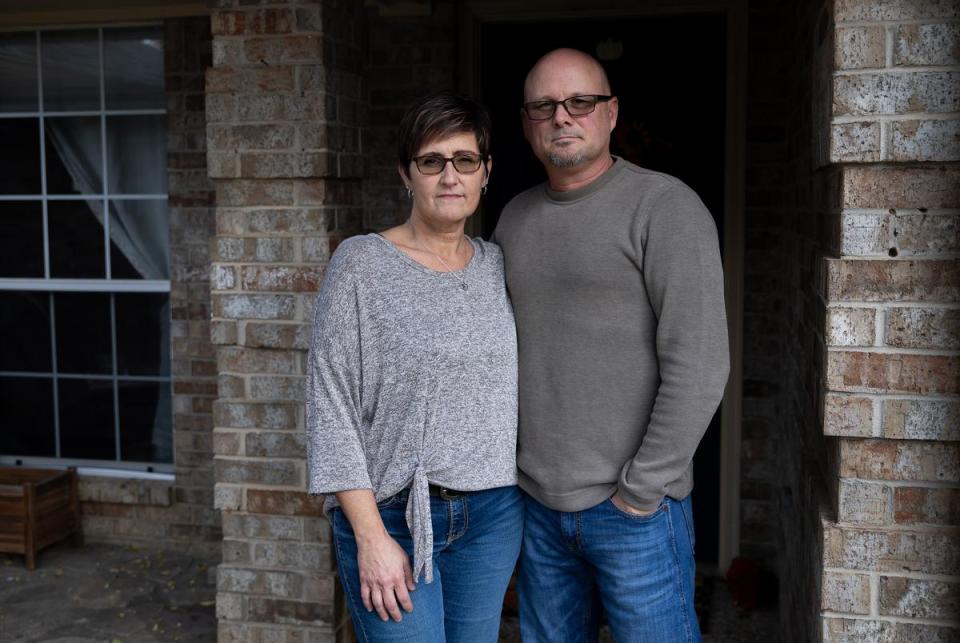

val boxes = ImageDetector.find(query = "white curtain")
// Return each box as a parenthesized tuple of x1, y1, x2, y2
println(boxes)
(46, 119, 173, 463)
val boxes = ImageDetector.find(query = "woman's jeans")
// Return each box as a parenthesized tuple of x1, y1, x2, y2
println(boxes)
(331, 485, 523, 642)
(518, 491, 701, 643)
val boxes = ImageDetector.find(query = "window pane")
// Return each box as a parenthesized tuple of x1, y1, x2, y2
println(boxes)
(45, 117, 103, 195)
(0, 377, 55, 456)
(116, 294, 169, 376)
(106, 115, 167, 194)
(55, 293, 112, 375)
(119, 380, 171, 463)
(41, 29, 100, 111)
(0, 292, 51, 372)
(49, 200, 105, 278)
(0, 119, 41, 194)
(104, 27, 164, 110)
(0, 201, 44, 277)
(0, 32, 39, 112)
(109, 200, 170, 279)
(58, 377, 115, 460)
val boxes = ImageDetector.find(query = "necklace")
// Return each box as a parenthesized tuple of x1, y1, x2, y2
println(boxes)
(413, 235, 470, 291)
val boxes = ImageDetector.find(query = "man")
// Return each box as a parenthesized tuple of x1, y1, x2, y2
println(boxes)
(493, 48, 730, 642)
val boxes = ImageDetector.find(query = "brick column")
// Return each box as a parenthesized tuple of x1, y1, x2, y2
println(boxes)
(821, 1, 960, 639)
(206, 2, 366, 640)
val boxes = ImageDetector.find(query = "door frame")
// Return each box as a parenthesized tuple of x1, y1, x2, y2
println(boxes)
(460, 0, 747, 572)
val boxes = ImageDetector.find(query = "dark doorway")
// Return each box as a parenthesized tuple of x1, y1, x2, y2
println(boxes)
(479, 14, 727, 565)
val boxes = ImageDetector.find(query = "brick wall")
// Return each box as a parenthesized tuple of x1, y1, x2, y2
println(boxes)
(80, 16, 220, 554)
(207, 1, 366, 640)
(820, 1, 960, 639)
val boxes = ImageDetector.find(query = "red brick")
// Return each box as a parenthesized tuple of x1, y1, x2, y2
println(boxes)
(840, 438, 960, 482)
(240, 266, 323, 292)
(827, 350, 960, 394)
(826, 258, 960, 303)
(824, 393, 873, 437)
(246, 489, 324, 516)
(894, 486, 960, 525)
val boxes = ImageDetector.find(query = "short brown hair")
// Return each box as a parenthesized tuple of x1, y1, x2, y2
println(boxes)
(397, 91, 491, 177)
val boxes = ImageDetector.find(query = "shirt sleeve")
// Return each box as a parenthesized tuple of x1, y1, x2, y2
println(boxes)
(305, 244, 372, 495)
(618, 183, 731, 511)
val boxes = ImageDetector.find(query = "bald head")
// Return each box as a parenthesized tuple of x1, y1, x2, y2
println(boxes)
(523, 48, 611, 102)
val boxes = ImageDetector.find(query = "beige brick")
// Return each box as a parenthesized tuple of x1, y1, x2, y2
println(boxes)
(246, 489, 325, 516)
(245, 208, 329, 234)
(248, 375, 305, 401)
(827, 350, 960, 395)
(254, 238, 296, 263)
(243, 322, 311, 350)
(879, 576, 960, 619)
(823, 618, 960, 643)
(218, 566, 305, 599)
(219, 372, 245, 397)
(821, 571, 871, 614)
(886, 212, 960, 258)
(840, 438, 960, 482)
(214, 485, 243, 511)
(831, 121, 881, 162)
(216, 591, 245, 620)
(250, 541, 328, 569)
(221, 513, 303, 540)
(882, 399, 960, 440)
(824, 393, 874, 437)
(215, 458, 302, 486)
(827, 307, 876, 346)
(894, 486, 960, 525)
(213, 400, 300, 430)
(213, 293, 297, 320)
(836, 0, 960, 21)
(891, 119, 960, 162)
(208, 124, 296, 151)
(886, 307, 960, 349)
(896, 23, 960, 66)
(834, 72, 960, 116)
(839, 479, 890, 525)
(236, 93, 307, 122)
(835, 26, 886, 70)
(216, 180, 295, 207)
(205, 93, 235, 123)
(826, 258, 960, 303)
(842, 165, 960, 209)
(240, 151, 332, 179)
(207, 152, 239, 178)
(210, 320, 239, 345)
(245, 431, 306, 458)
(212, 264, 236, 291)
(823, 521, 960, 574)
(213, 429, 243, 456)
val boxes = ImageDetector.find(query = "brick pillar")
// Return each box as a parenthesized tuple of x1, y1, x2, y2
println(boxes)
(821, 1, 960, 639)
(207, 2, 366, 640)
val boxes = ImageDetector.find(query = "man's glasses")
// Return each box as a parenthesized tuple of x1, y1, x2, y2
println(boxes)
(522, 95, 613, 121)
(412, 152, 486, 175)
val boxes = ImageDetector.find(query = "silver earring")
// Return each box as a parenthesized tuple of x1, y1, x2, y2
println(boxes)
(406, 187, 413, 199)
(481, 184, 488, 195)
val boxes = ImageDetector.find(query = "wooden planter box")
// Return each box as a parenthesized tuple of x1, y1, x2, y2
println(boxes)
(0, 467, 82, 569)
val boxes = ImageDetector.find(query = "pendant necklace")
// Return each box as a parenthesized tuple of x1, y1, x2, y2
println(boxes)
(415, 236, 469, 291)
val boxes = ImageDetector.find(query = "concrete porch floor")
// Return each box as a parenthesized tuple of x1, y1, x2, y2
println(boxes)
(0, 542, 777, 642)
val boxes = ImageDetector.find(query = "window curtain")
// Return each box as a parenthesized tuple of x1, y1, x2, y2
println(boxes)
(46, 119, 172, 463)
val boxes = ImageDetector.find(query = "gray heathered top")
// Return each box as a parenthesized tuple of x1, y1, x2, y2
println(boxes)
(305, 233, 518, 583)
(493, 158, 730, 513)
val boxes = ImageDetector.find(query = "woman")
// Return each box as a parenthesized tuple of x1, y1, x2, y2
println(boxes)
(305, 92, 520, 642)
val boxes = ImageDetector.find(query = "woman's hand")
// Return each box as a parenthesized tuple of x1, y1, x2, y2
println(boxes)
(335, 489, 416, 622)
(356, 532, 416, 621)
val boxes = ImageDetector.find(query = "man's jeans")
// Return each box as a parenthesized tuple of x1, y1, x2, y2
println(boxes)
(331, 485, 523, 642)
(518, 491, 701, 642)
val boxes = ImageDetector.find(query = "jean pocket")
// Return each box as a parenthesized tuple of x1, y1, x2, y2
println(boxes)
(606, 496, 667, 522)
(679, 496, 696, 554)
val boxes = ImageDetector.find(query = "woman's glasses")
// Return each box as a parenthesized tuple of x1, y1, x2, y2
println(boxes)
(412, 152, 485, 175)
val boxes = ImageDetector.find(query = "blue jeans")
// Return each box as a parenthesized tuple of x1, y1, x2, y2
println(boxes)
(518, 491, 701, 643)
(331, 485, 523, 642)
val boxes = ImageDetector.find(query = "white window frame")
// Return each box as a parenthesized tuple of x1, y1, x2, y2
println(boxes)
(0, 24, 173, 474)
